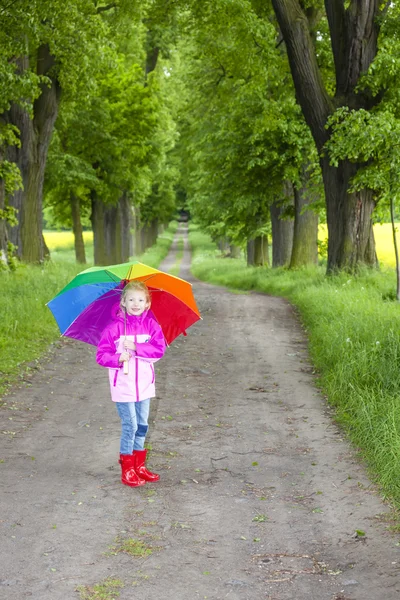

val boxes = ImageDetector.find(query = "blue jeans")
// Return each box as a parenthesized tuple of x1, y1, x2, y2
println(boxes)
(116, 399, 150, 454)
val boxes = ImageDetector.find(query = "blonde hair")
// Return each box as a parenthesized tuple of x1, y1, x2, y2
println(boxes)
(120, 281, 151, 309)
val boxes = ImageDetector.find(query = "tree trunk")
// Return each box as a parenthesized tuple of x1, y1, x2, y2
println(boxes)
(103, 205, 120, 264)
(91, 193, 108, 265)
(229, 245, 241, 258)
(217, 237, 230, 254)
(120, 192, 132, 262)
(132, 204, 142, 256)
(0, 157, 8, 267)
(290, 184, 319, 268)
(271, 0, 382, 271)
(141, 219, 158, 252)
(6, 46, 61, 263)
(247, 239, 255, 266)
(323, 157, 377, 271)
(92, 193, 133, 266)
(71, 194, 86, 264)
(270, 198, 294, 267)
(254, 235, 269, 266)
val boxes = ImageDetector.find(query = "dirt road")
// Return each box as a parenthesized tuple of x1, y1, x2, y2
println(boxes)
(1, 226, 400, 600)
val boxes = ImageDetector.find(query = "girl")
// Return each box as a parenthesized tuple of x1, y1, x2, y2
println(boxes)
(96, 281, 166, 487)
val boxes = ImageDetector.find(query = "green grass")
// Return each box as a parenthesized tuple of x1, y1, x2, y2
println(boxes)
(76, 578, 124, 600)
(0, 221, 177, 397)
(107, 537, 153, 558)
(189, 225, 400, 507)
(0, 260, 90, 395)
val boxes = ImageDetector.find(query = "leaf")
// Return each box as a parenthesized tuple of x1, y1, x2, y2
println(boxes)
(355, 529, 366, 536)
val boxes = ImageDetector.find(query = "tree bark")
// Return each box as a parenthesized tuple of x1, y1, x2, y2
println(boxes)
(254, 235, 269, 266)
(0, 156, 7, 267)
(217, 237, 230, 254)
(91, 193, 133, 266)
(120, 192, 132, 262)
(270, 196, 294, 267)
(91, 192, 108, 265)
(322, 156, 377, 271)
(132, 204, 142, 256)
(271, 0, 382, 271)
(71, 193, 86, 264)
(229, 244, 241, 258)
(290, 181, 319, 268)
(140, 218, 158, 252)
(246, 239, 255, 266)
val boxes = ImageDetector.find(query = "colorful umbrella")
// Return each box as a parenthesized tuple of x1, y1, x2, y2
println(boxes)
(47, 261, 201, 346)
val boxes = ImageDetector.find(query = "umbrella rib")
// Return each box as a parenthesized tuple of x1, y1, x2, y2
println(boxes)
(105, 270, 124, 284)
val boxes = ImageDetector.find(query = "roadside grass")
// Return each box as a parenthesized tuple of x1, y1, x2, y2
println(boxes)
(189, 226, 400, 507)
(76, 577, 124, 600)
(0, 221, 177, 398)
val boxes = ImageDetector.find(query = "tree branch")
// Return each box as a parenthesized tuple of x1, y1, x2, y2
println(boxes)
(324, 0, 346, 86)
(96, 2, 117, 13)
(271, 0, 333, 149)
(0, 0, 21, 15)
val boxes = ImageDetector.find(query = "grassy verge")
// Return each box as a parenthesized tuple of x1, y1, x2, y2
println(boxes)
(0, 221, 177, 397)
(189, 225, 400, 507)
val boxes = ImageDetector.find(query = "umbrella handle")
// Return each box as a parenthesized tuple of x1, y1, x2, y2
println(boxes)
(123, 307, 129, 375)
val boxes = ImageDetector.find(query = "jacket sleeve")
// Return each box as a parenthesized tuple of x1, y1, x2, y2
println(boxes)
(135, 320, 166, 363)
(96, 325, 122, 369)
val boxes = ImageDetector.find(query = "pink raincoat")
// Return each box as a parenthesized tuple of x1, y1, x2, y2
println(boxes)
(96, 306, 166, 403)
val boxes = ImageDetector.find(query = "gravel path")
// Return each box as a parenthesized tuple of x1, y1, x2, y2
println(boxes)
(1, 224, 399, 600)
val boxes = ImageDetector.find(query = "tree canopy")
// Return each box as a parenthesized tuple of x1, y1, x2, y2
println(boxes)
(0, 0, 400, 273)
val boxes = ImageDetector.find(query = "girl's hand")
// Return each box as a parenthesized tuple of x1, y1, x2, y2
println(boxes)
(124, 340, 136, 351)
(119, 351, 130, 363)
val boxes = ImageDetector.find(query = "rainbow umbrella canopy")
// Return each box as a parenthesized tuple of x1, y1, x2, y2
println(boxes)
(47, 261, 201, 346)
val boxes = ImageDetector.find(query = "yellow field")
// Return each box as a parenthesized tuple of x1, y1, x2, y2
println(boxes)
(44, 230, 93, 250)
(44, 226, 397, 266)
(373, 223, 399, 266)
(319, 223, 398, 267)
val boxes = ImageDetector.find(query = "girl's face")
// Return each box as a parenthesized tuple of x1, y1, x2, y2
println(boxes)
(122, 290, 149, 316)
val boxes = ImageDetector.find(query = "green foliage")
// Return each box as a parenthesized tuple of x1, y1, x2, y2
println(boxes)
(325, 106, 400, 224)
(322, 4, 400, 221)
(171, 0, 321, 244)
(189, 227, 400, 506)
(44, 9, 178, 230)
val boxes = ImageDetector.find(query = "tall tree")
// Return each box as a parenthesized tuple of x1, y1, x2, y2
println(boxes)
(2, 1, 107, 262)
(270, 0, 391, 271)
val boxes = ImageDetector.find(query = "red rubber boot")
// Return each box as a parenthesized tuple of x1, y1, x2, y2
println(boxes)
(132, 449, 160, 482)
(119, 454, 146, 487)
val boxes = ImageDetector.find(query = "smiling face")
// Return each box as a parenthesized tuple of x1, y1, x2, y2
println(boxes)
(122, 289, 150, 316)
